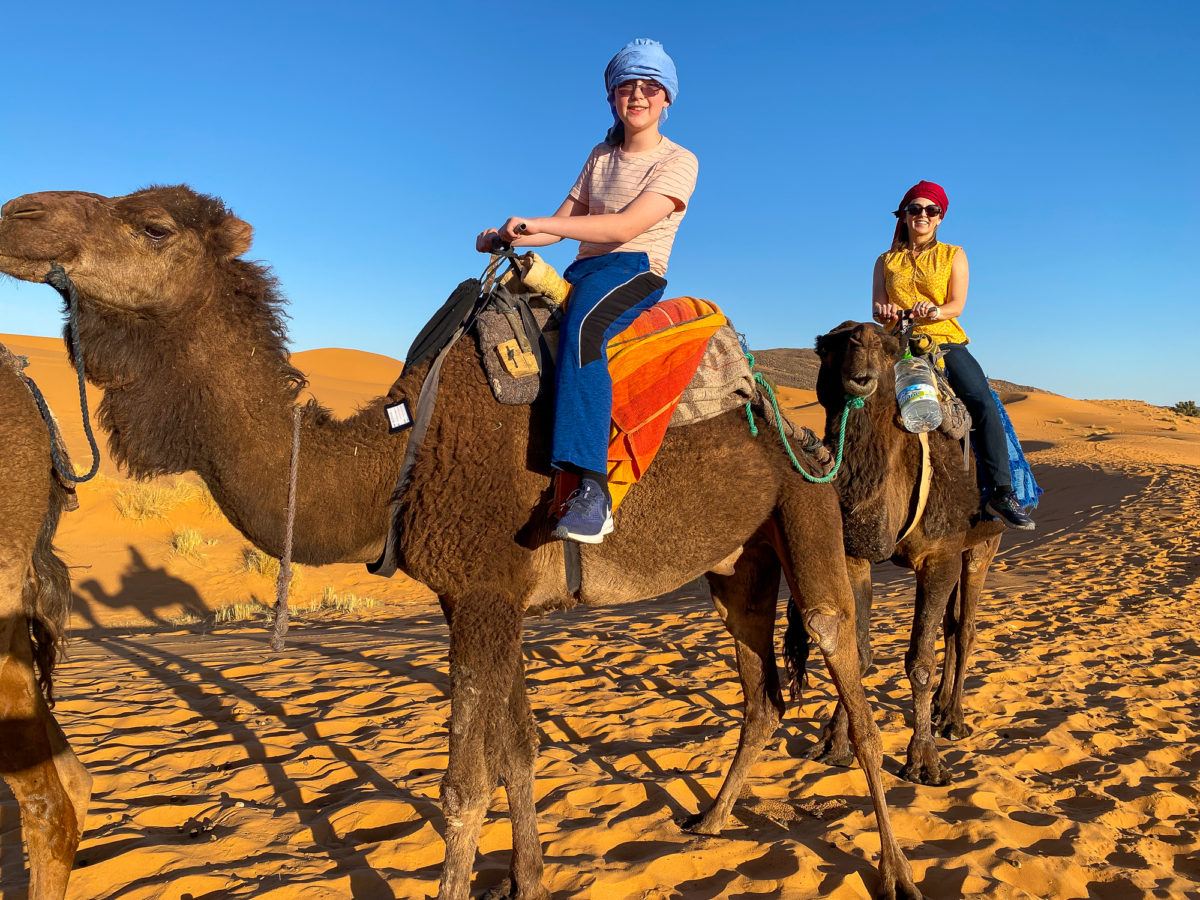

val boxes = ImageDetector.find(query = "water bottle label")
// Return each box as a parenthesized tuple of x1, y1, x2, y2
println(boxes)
(897, 383, 938, 406)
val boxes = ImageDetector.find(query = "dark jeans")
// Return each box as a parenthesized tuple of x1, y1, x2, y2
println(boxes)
(941, 343, 1011, 493)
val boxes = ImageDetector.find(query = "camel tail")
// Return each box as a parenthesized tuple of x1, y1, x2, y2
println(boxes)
(782, 598, 810, 705)
(25, 478, 72, 706)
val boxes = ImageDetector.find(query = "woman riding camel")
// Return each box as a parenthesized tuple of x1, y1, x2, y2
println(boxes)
(872, 180, 1036, 531)
(476, 38, 698, 544)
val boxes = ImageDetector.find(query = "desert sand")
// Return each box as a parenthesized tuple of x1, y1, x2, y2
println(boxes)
(1, 332, 1197, 899)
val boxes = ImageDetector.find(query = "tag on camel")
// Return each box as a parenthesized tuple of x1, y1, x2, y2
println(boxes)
(385, 401, 413, 434)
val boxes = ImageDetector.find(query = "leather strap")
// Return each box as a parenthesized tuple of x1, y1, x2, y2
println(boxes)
(897, 430, 933, 544)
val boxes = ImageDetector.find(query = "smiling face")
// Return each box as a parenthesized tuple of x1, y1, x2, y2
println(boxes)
(903, 196, 943, 243)
(0, 186, 252, 313)
(612, 78, 670, 134)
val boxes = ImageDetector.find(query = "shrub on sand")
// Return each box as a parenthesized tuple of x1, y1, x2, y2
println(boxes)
(1172, 400, 1198, 417)
(169, 527, 206, 560)
(195, 483, 229, 521)
(213, 600, 272, 624)
(113, 479, 198, 521)
(305, 586, 379, 615)
(240, 546, 304, 590)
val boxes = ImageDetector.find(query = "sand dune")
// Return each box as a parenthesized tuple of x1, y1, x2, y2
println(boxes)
(1, 333, 1197, 898)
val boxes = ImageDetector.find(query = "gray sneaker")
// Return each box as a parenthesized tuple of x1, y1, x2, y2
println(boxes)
(553, 478, 614, 544)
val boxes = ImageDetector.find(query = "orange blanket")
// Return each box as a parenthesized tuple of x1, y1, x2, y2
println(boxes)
(554, 297, 727, 512)
(588, 297, 725, 510)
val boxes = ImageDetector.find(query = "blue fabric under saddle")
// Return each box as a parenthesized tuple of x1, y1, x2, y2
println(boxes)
(990, 389, 1043, 508)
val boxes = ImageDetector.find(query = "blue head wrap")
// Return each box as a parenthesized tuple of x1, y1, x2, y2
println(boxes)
(603, 38, 678, 146)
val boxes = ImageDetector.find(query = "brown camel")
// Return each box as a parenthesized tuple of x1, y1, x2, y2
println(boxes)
(0, 350, 91, 899)
(0, 187, 921, 899)
(800, 321, 1005, 786)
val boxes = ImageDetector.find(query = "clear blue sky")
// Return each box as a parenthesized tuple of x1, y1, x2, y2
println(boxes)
(1, 1, 1196, 403)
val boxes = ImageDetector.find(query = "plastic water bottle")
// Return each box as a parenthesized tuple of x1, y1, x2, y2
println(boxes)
(894, 354, 943, 433)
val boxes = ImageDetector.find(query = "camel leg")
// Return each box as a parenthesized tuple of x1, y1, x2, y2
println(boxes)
(486, 649, 550, 900)
(438, 596, 542, 900)
(776, 506, 920, 900)
(684, 541, 784, 835)
(0, 607, 82, 900)
(898, 553, 962, 786)
(934, 536, 1000, 741)
(932, 581, 961, 732)
(804, 555, 873, 767)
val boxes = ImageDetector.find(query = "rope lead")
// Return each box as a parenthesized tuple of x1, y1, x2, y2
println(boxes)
(741, 346, 863, 484)
(27, 264, 102, 484)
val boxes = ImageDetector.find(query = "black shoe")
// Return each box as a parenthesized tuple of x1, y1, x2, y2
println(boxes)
(985, 489, 1035, 531)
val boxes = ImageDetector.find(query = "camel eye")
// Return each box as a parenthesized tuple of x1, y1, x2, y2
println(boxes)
(143, 224, 172, 241)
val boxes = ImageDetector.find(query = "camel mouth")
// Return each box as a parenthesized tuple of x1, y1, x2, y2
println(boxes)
(845, 374, 878, 397)
(0, 252, 58, 284)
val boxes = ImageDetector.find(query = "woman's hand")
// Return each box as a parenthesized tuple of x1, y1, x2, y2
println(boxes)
(873, 301, 900, 324)
(912, 300, 941, 323)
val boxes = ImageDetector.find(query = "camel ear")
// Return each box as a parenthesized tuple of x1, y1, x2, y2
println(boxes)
(219, 216, 254, 259)
(815, 321, 857, 357)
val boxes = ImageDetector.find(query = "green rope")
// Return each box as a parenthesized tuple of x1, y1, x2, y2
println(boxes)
(742, 348, 864, 483)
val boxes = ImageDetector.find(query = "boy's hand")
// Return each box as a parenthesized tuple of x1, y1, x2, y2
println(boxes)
(475, 229, 501, 253)
(499, 217, 535, 242)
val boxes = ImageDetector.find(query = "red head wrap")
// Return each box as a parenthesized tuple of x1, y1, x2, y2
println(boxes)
(897, 180, 949, 216)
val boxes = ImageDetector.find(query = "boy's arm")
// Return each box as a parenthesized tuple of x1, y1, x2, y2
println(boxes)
(506, 196, 589, 247)
(502, 191, 676, 245)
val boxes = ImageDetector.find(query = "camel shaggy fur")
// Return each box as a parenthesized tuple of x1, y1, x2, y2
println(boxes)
(0, 188, 921, 899)
(0, 350, 91, 899)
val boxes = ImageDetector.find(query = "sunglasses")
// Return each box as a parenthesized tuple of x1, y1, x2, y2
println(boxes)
(615, 79, 666, 98)
(897, 203, 943, 218)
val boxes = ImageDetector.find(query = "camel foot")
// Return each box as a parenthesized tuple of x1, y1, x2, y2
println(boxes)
(679, 808, 725, 837)
(481, 877, 551, 900)
(803, 733, 855, 768)
(877, 867, 924, 900)
(899, 740, 952, 786)
(934, 715, 973, 741)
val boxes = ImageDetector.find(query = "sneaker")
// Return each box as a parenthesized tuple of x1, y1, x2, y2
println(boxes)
(553, 478, 614, 544)
(985, 489, 1035, 531)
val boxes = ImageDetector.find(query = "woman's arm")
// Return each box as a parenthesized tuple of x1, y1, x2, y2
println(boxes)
(871, 257, 900, 324)
(500, 191, 677, 245)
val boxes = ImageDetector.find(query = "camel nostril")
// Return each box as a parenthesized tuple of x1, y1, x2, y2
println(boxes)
(1, 203, 45, 220)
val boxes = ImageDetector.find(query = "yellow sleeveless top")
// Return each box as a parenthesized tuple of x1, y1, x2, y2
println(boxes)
(880, 242, 969, 345)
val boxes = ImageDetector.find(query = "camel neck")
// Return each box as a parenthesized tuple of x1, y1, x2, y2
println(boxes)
(80, 298, 415, 565)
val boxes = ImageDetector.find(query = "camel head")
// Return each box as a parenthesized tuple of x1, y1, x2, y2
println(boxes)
(814, 321, 901, 409)
(0, 186, 253, 313)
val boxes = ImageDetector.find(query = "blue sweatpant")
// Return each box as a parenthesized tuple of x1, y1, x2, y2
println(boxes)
(552, 252, 666, 476)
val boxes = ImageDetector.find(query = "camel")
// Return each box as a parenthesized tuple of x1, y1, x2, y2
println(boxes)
(0, 187, 921, 899)
(0, 349, 91, 899)
(798, 321, 1005, 786)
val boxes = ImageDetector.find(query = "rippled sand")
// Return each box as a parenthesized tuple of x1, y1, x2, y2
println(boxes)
(1, 335, 1197, 898)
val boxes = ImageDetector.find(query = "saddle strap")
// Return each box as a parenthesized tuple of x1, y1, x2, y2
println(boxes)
(369, 316, 476, 578)
(896, 430, 933, 544)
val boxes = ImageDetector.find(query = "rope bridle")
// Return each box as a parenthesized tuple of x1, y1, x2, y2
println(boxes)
(19, 264, 103, 485)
